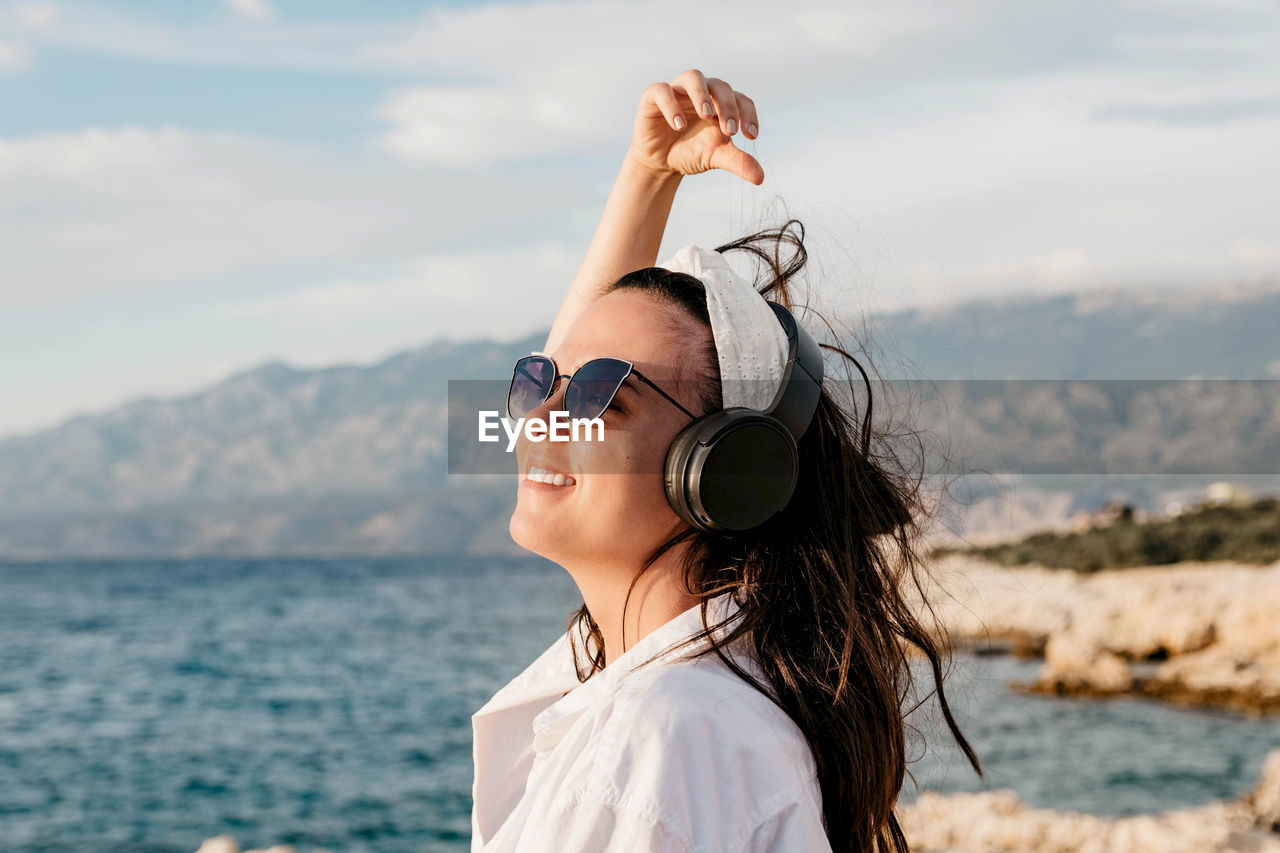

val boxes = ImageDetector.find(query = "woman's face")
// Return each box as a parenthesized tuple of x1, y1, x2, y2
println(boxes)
(509, 289, 709, 570)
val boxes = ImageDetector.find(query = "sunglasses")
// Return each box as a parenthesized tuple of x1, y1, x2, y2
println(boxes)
(507, 353, 697, 422)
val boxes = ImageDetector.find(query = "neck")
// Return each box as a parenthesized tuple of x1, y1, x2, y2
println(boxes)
(566, 543, 701, 668)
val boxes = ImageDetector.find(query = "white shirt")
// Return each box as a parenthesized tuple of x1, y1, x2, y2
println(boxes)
(470, 592, 831, 852)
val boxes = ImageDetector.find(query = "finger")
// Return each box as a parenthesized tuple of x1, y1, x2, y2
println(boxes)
(644, 81, 688, 131)
(710, 142, 765, 186)
(706, 78, 741, 136)
(734, 91, 759, 139)
(670, 68, 715, 121)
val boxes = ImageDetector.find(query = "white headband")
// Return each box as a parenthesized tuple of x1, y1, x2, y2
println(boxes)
(657, 244, 789, 412)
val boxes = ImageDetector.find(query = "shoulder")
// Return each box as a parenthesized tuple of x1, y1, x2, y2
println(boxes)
(576, 647, 826, 851)
(617, 648, 805, 753)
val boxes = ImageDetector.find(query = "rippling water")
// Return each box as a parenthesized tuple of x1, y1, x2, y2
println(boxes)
(1, 557, 1275, 853)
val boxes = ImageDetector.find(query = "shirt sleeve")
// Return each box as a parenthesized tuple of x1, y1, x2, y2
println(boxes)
(520, 795, 691, 853)
(743, 799, 833, 852)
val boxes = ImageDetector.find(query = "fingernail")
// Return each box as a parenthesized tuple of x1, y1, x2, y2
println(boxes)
(702, 101, 714, 117)
(748, 123, 757, 137)
(727, 118, 738, 135)
(673, 115, 685, 130)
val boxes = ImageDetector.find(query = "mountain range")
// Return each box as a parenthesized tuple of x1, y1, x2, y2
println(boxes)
(3, 279, 1278, 560)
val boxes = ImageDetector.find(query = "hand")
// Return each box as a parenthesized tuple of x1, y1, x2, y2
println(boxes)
(626, 69, 764, 186)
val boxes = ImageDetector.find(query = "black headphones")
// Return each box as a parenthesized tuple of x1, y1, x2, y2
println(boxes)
(664, 302, 825, 533)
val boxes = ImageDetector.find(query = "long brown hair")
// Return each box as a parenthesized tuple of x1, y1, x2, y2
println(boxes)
(566, 219, 983, 852)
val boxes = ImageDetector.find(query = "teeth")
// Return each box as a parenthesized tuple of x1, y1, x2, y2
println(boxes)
(526, 465, 576, 486)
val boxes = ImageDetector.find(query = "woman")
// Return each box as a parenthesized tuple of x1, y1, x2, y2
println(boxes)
(471, 69, 982, 852)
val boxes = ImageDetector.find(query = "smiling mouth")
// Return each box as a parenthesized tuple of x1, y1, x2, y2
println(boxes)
(524, 465, 577, 487)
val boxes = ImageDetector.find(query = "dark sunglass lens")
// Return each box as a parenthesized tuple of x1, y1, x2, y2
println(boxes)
(565, 358, 630, 420)
(508, 356, 555, 418)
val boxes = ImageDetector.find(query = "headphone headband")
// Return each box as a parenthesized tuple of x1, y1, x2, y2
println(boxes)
(664, 302, 824, 533)
(763, 302, 824, 438)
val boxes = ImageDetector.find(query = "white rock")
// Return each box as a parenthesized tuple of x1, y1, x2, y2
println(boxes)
(195, 837, 240, 853)
(898, 749, 1280, 852)
(919, 556, 1280, 708)
(1249, 749, 1280, 829)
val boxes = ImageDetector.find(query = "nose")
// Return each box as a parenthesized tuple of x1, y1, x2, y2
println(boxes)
(527, 374, 570, 421)
(514, 375, 574, 467)
(514, 375, 572, 461)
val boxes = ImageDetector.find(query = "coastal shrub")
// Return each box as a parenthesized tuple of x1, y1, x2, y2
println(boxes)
(934, 496, 1280, 571)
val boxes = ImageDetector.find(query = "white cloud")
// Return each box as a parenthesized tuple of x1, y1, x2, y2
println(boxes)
(0, 126, 590, 311)
(0, 39, 30, 73)
(4, 1, 1279, 310)
(898, 250, 1097, 306)
(214, 244, 579, 342)
(357, 0, 934, 73)
(9, 3, 371, 71)
(0, 127, 378, 307)
(0, 1, 59, 29)
(762, 60, 1280, 309)
(225, 0, 273, 22)
(1229, 239, 1280, 270)
(376, 84, 595, 166)
(359, 0, 1280, 167)
(366, 0, 957, 165)
(0, 2, 53, 72)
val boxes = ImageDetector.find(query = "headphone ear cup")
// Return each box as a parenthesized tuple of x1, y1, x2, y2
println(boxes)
(665, 410, 799, 532)
(664, 413, 727, 532)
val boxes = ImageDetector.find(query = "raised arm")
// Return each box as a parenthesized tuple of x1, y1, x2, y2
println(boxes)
(543, 69, 764, 353)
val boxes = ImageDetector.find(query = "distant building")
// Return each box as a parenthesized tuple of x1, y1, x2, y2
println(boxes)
(1069, 499, 1138, 531)
(1206, 482, 1252, 506)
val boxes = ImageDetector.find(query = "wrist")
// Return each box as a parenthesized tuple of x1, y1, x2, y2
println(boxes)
(622, 148, 683, 187)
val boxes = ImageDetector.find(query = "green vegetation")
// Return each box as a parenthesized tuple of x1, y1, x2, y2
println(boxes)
(935, 497, 1280, 572)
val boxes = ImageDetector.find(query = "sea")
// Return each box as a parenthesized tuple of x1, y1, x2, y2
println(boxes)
(1, 556, 1276, 853)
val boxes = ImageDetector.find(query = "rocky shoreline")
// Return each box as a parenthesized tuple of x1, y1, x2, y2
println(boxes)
(898, 748, 1280, 853)
(919, 556, 1280, 716)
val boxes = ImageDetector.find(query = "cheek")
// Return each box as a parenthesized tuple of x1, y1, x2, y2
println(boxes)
(566, 416, 671, 474)
(582, 472, 672, 522)
(578, 428, 680, 518)
(510, 415, 690, 558)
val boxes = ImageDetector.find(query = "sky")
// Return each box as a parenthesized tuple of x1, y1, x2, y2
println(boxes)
(1, 0, 1278, 439)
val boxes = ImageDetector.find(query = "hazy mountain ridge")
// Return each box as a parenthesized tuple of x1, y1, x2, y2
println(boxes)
(3, 283, 1279, 559)
(0, 333, 542, 515)
(881, 278, 1280, 379)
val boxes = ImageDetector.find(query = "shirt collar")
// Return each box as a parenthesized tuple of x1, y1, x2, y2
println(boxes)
(472, 629, 582, 722)
(469, 591, 747, 845)
(474, 590, 744, 723)
(528, 591, 744, 753)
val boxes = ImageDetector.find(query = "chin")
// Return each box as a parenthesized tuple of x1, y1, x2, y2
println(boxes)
(509, 503, 553, 560)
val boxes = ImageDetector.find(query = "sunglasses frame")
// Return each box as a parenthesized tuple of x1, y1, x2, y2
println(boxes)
(507, 352, 697, 423)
